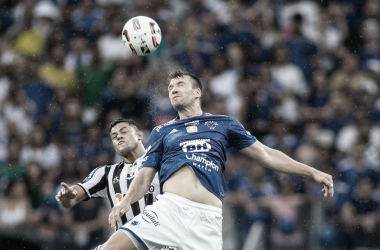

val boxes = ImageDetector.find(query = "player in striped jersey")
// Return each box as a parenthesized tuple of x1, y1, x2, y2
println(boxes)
(55, 118, 160, 232)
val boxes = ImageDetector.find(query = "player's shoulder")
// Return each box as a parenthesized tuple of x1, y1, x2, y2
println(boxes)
(203, 113, 236, 122)
(152, 118, 177, 133)
(86, 162, 121, 176)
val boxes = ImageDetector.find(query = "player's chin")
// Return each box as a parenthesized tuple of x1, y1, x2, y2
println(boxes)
(172, 102, 184, 111)
(118, 146, 132, 155)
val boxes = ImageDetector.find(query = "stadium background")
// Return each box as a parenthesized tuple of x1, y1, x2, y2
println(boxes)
(0, 0, 379, 249)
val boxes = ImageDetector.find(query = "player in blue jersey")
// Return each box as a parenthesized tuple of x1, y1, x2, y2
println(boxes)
(101, 70, 334, 250)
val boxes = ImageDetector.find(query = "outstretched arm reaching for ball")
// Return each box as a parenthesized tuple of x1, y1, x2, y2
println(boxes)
(240, 141, 334, 197)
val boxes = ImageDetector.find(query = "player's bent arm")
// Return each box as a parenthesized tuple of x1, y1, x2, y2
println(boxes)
(56, 185, 87, 209)
(240, 141, 334, 197)
(109, 167, 157, 228)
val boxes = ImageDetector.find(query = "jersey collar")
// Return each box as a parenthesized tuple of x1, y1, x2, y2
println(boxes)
(175, 112, 206, 122)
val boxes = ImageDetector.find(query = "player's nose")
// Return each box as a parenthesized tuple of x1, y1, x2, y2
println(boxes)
(171, 88, 178, 95)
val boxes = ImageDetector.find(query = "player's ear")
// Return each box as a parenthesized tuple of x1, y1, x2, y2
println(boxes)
(137, 130, 143, 141)
(195, 88, 201, 98)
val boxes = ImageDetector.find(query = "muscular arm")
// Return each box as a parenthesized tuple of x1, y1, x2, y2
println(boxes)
(109, 167, 157, 228)
(240, 141, 334, 197)
(55, 183, 88, 209)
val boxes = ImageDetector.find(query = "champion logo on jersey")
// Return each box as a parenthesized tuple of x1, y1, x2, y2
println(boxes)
(205, 121, 218, 130)
(169, 129, 179, 134)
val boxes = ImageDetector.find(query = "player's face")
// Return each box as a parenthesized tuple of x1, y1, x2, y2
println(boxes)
(110, 123, 142, 156)
(168, 76, 200, 110)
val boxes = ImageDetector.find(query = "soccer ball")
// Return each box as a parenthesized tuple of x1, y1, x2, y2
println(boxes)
(121, 16, 162, 56)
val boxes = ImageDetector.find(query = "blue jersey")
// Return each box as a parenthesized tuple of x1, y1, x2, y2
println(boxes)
(141, 112, 257, 201)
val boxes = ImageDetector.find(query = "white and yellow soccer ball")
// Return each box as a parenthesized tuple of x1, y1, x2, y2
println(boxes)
(122, 16, 162, 56)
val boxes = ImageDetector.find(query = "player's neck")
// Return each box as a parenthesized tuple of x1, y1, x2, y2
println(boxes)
(123, 143, 145, 164)
(178, 107, 203, 120)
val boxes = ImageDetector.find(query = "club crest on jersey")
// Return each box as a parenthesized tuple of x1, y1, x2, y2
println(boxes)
(186, 126, 198, 133)
(131, 220, 140, 226)
(205, 121, 218, 130)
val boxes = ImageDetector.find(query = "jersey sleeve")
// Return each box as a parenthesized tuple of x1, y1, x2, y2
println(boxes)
(228, 117, 257, 150)
(77, 166, 109, 201)
(141, 128, 164, 170)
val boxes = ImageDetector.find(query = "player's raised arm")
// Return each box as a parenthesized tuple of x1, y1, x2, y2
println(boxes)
(55, 182, 87, 209)
(109, 166, 157, 228)
(240, 141, 334, 197)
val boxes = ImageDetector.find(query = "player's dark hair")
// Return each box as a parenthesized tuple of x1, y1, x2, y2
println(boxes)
(168, 70, 203, 91)
(109, 117, 140, 133)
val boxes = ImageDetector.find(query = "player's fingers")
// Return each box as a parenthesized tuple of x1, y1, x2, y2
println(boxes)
(109, 211, 115, 227)
(325, 177, 334, 197)
(115, 208, 121, 225)
(55, 195, 60, 202)
(110, 208, 120, 228)
(329, 184, 334, 197)
(323, 177, 333, 189)
(61, 182, 71, 191)
(120, 205, 130, 215)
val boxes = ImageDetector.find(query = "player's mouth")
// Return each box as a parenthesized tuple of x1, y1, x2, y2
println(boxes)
(173, 95, 181, 100)
(118, 141, 125, 145)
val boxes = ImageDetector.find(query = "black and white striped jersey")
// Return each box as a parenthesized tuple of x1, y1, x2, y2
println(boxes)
(77, 155, 160, 229)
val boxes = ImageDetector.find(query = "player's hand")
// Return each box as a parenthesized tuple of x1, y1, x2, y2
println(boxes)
(55, 182, 77, 202)
(312, 170, 334, 197)
(109, 199, 131, 228)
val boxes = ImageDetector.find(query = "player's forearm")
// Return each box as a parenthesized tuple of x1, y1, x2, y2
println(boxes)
(261, 147, 317, 178)
(122, 167, 156, 206)
(124, 174, 152, 205)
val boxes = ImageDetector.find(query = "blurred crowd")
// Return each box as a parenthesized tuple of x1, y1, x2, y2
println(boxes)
(0, 0, 379, 249)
